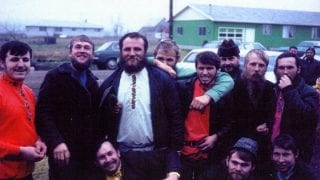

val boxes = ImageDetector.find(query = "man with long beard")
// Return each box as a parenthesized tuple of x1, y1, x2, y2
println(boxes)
(97, 32, 184, 180)
(36, 35, 99, 179)
(230, 49, 276, 167)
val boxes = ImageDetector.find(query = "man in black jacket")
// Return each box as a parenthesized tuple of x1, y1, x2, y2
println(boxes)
(97, 32, 184, 180)
(300, 47, 320, 86)
(176, 51, 232, 179)
(230, 49, 276, 165)
(36, 35, 99, 179)
(261, 134, 316, 180)
(271, 52, 319, 163)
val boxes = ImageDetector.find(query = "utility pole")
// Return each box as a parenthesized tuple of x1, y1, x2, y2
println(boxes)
(169, 0, 173, 39)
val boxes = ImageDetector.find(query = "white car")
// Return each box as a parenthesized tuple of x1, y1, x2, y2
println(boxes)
(179, 48, 282, 83)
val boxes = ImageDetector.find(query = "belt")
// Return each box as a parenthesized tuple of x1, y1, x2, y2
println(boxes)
(184, 141, 199, 147)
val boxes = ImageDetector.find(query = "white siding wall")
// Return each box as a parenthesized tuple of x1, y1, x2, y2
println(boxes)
(25, 26, 105, 37)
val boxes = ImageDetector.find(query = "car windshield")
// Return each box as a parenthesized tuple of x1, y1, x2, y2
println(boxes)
(96, 42, 113, 51)
(239, 42, 266, 50)
(184, 52, 199, 63)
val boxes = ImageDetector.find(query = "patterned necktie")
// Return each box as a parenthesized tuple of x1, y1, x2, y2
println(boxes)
(131, 74, 136, 109)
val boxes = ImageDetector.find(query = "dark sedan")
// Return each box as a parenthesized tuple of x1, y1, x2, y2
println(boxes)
(93, 41, 120, 70)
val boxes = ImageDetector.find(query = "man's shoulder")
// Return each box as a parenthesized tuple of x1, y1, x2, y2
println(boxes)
(146, 65, 173, 82)
(293, 162, 317, 179)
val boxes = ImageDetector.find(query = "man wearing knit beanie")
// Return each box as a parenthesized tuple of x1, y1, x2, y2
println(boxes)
(218, 39, 241, 81)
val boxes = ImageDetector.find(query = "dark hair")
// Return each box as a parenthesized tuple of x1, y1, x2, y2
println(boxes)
(69, 35, 95, 52)
(0, 41, 32, 61)
(153, 39, 180, 60)
(289, 46, 297, 50)
(93, 136, 119, 159)
(274, 52, 300, 72)
(218, 39, 240, 57)
(306, 47, 315, 54)
(195, 51, 220, 69)
(272, 134, 298, 155)
(228, 148, 256, 165)
(119, 32, 148, 52)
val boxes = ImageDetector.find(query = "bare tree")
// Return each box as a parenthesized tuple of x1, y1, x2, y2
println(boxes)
(0, 21, 24, 41)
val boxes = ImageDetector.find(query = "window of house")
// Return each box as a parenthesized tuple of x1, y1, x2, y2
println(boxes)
(262, 24, 272, 35)
(39, 27, 47, 31)
(177, 27, 183, 35)
(312, 27, 320, 39)
(218, 27, 243, 41)
(282, 25, 295, 39)
(55, 27, 62, 32)
(198, 26, 206, 36)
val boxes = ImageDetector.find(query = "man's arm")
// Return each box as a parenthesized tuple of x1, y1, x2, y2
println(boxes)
(35, 72, 65, 152)
(190, 72, 234, 110)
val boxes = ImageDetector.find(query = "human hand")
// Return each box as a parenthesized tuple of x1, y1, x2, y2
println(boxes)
(278, 75, 292, 89)
(113, 102, 122, 114)
(198, 134, 218, 151)
(256, 123, 269, 135)
(53, 143, 70, 166)
(189, 95, 210, 110)
(19, 146, 44, 162)
(154, 59, 177, 78)
(35, 139, 47, 157)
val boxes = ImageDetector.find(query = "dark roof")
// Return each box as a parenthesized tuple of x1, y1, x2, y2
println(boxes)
(175, 4, 320, 26)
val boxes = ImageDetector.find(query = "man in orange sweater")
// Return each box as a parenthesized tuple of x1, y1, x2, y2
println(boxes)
(0, 41, 46, 179)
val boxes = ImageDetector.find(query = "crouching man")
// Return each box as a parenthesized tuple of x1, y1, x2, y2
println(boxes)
(199, 137, 258, 180)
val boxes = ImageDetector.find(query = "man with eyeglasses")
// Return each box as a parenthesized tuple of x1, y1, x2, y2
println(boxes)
(0, 41, 47, 179)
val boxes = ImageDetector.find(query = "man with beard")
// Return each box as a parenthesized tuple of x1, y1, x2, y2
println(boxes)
(300, 47, 320, 86)
(230, 49, 276, 165)
(94, 139, 122, 180)
(176, 51, 232, 179)
(271, 52, 318, 163)
(261, 134, 316, 180)
(218, 39, 242, 81)
(0, 41, 47, 179)
(36, 35, 99, 179)
(97, 32, 184, 180)
(199, 137, 259, 180)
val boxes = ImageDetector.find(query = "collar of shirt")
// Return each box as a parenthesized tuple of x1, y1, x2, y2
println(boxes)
(106, 164, 122, 180)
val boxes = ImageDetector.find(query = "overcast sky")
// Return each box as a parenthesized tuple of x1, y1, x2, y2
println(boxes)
(1, 0, 320, 32)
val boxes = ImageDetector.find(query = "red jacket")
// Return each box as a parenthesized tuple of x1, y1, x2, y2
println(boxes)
(0, 73, 38, 178)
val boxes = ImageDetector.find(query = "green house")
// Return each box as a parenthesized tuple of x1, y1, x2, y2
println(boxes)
(173, 4, 320, 49)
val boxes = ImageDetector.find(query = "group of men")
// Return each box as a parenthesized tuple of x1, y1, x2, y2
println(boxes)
(0, 33, 318, 180)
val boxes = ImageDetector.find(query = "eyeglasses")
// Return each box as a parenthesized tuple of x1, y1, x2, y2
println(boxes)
(220, 56, 235, 61)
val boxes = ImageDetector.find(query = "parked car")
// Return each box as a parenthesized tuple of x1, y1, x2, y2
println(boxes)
(203, 41, 266, 50)
(93, 41, 120, 70)
(93, 41, 154, 70)
(297, 40, 320, 56)
(179, 48, 282, 83)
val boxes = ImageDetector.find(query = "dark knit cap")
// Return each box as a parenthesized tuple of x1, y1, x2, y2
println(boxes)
(233, 137, 258, 157)
(218, 39, 240, 57)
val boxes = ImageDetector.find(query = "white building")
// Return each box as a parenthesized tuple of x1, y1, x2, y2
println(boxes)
(24, 20, 105, 38)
